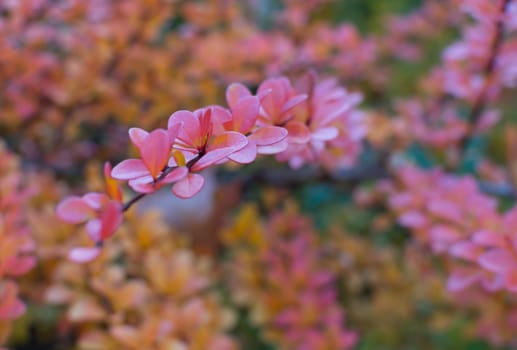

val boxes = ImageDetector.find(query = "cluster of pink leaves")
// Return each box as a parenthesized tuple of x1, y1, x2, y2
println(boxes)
(0, 143, 35, 343)
(56, 74, 364, 263)
(225, 209, 357, 350)
(383, 165, 517, 343)
(0, 0, 458, 132)
(384, 166, 508, 291)
(384, 1, 463, 62)
(380, 2, 517, 300)
(395, 0, 517, 149)
(448, 206, 517, 295)
(186, 2, 381, 87)
(0, 0, 389, 126)
(275, 72, 365, 169)
(265, 232, 357, 350)
(441, 0, 517, 99)
(55, 163, 124, 263)
(395, 99, 470, 149)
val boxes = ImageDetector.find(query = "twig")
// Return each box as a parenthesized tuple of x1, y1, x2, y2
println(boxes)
(478, 181, 516, 200)
(459, 0, 511, 149)
(241, 164, 389, 187)
(239, 161, 516, 200)
(121, 153, 202, 212)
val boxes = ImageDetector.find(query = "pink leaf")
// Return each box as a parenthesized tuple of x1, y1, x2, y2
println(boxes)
(166, 122, 182, 143)
(168, 110, 200, 146)
(311, 126, 339, 141)
(481, 275, 505, 291)
(110, 326, 141, 347)
(228, 141, 257, 164)
(231, 96, 259, 134)
(56, 197, 94, 224)
(128, 127, 149, 148)
(258, 78, 289, 119)
(505, 270, 517, 293)
(398, 210, 427, 229)
(68, 247, 101, 263)
(449, 241, 482, 261)
(388, 193, 412, 209)
(429, 225, 461, 243)
(111, 159, 149, 180)
(257, 88, 272, 100)
(317, 103, 353, 126)
(447, 269, 480, 292)
(191, 148, 234, 171)
(128, 179, 155, 194)
(161, 166, 189, 184)
(427, 199, 462, 224)
(211, 106, 233, 133)
(86, 219, 102, 242)
(285, 121, 312, 144)
(226, 82, 252, 109)
(192, 131, 248, 171)
(82, 193, 107, 210)
(257, 139, 288, 154)
(172, 173, 205, 199)
(472, 230, 505, 248)
(140, 129, 170, 179)
(99, 201, 122, 240)
(476, 109, 500, 133)
(478, 249, 517, 273)
(280, 94, 308, 116)
(127, 174, 153, 193)
(0, 283, 25, 319)
(197, 108, 213, 144)
(5, 256, 36, 276)
(249, 126, 288, 146)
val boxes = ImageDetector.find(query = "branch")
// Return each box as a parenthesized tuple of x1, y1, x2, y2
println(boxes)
(236, 156, 389, 191)
(238, 161, 516, 200)
(460, 0, 511, 149)
(121, 153, 202, 212)
(478, 181, 516, 200)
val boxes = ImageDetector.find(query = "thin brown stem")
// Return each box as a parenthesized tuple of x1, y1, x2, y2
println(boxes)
(460, 0, 510, 149)
(122, 192, 146, 212)
(239, 160, 516, 199)
(121, 153, 203, 212)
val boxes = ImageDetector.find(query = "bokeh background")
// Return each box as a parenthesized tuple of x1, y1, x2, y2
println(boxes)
(2, 0, 517, 349)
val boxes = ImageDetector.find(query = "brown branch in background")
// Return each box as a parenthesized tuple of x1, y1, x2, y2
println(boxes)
(459, 0, 511, 149)
(240, 161, 516, 199)
(241, 164, 388, 189)
(505, 127, 517, 190)
(478, 181, 516, 200)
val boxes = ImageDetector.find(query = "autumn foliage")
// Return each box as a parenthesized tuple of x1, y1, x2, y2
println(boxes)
(2, 0, 517, 349)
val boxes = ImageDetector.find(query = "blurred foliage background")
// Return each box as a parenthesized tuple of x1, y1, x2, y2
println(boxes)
(2, 0, 517, 349)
